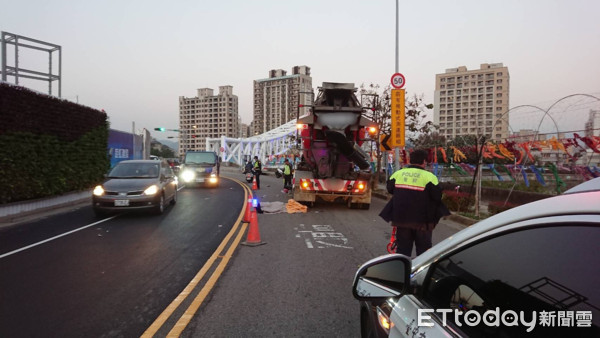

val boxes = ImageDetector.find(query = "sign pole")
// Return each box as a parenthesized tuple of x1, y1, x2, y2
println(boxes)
(394, 0, 401, 172)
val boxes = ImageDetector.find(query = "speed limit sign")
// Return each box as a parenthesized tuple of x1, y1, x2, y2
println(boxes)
(391, 73, 406, 89)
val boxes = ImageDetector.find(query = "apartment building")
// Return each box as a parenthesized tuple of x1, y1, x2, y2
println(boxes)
(434, 63, 510, 142)
(253, 65, 312, 135)
(585, 109, 600, 137)
(178, 86, 238, 155)
(238, 119, 250, 138)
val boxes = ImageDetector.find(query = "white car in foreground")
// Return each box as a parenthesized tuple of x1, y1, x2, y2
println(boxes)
(353, 178, 600, 337)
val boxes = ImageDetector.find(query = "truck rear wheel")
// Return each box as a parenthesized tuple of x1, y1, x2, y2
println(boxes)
(299, 201, 314, 208)
(348, 201, 370, 210)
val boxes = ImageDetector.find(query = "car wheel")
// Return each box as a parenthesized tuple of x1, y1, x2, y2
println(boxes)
(155, 194, 165, 215)
(170, 189, 177, 205)
(361, 309, 377, 338)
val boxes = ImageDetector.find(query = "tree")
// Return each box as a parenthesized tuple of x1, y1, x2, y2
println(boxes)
(151, 143, 176, 158)
(413, 132, 446, 149)
(404, 93, 436, 145)
(359, 83, 388, 185)
(359, 83, 438, 184)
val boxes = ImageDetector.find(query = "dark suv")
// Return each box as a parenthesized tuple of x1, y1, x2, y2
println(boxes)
(179, 151, 220, 187)
(353, 178, 600, 337)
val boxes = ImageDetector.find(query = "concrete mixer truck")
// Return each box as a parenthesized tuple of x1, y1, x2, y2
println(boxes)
(293, 82, 377, 209)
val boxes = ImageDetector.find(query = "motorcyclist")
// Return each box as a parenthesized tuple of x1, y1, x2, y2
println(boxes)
(244, 160, 253, 174)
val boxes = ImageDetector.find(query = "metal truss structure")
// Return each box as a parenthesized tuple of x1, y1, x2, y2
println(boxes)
(1, 32, 62, 97)
(206, 119, 297, 167)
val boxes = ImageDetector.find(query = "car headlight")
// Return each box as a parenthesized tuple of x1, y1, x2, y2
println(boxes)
(144, 185, 159, 196)
(181, 170, 195, 182)
(93, 185, 105, 196)
(209, 173, 218, 183)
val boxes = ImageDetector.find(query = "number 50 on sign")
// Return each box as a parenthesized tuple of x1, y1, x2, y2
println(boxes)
(391, 73, 406, 89)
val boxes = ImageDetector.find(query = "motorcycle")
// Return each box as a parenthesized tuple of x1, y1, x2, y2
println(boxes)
(245, 172, 254, 183)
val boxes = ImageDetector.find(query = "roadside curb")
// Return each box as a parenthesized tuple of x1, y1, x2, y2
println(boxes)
(446, 213, 478, 226)
(0, 191, 91, 225)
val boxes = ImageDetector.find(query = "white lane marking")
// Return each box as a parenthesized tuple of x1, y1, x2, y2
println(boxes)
(297, 224, 352, 249)
(315, 240, 352, 249)
(0, 216, 118, 259)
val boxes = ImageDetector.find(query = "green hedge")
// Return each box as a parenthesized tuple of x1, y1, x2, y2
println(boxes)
(0, 83, 109, 204)
(0, 129, 110, 203)
(442, 190, 474, 212)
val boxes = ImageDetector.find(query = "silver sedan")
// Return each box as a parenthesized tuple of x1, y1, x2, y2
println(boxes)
(92, 160, 178, 216)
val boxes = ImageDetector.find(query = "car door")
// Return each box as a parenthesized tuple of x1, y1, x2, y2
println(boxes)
(160, 161, 175, 201)
(396, 216, 600, 337)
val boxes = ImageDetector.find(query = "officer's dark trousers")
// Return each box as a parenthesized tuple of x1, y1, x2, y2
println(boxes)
(394, 226, 433, 257)
(283, 174, 292, 189)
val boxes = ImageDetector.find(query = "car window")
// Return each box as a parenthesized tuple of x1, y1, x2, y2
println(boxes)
(185, 152, 216, 164)
(422, 224, 600, 337)
(109, 163, 159, 178)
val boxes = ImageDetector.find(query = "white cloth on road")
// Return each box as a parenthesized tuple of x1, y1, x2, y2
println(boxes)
(260, 201, 286, 214)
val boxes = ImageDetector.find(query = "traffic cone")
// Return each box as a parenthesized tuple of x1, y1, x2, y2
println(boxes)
(243, 195, 253, 223)
(252, 176, 258, 191)
(241, 208, 266, 246)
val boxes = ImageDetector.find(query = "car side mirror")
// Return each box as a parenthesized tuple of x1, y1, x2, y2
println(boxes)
(352, 254, 412, 301)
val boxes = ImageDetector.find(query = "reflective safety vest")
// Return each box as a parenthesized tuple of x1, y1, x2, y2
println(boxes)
(382, 165, 444, 226)
(389, 167, 438, 192)
(284, 164, 291, 175)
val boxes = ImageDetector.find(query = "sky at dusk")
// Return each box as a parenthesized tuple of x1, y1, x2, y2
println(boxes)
(2, 0, 600, 140)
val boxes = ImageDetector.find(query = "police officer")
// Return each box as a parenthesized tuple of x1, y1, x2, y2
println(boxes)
(379, 149, 449, 256)
(252, 156, 262, 189)
(282, 158, 293, 192)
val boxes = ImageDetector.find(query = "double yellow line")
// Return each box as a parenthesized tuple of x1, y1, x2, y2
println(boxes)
(142, 177, 251, 337)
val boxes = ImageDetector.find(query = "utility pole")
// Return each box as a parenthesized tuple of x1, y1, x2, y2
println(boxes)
(474, 134, 484, 217)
